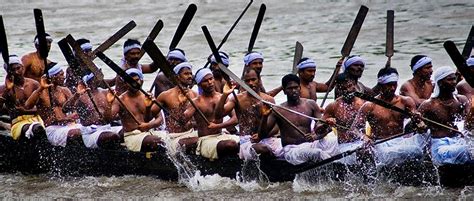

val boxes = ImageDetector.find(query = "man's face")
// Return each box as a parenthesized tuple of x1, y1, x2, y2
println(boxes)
(439, 73, 457, 93)
(380, 81, 397, 99)
(124, 48, 141, 66)
(52, 71, 65, 86)
(199, 74, 215, 94)
(338, 79, 357, 101)
(346, 62, 365, 79)
(177, 68, 194, 86)
(244, 70, 260, 92)
(415, 63, 433, 81)
(298, 67, 316, 82)
(283, 81, 301, 102)
(82, 48, 93, 58)
(127, 75, 143, 93)
(210, 63, 223, 77)
(168, 58, 183, 68)
(248, 59, 263, 75)
(35, 40, 52, 54)
(9, 63, 24, 77)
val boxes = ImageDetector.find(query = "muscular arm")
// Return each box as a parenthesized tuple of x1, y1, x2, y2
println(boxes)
(214, 91, 235, 119)
(266, 86, 283, 97)
(141, 63, 159, 74)
(400, 83, 425, 106)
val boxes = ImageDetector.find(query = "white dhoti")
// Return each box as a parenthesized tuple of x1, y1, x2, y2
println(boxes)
(336, 140, 364, 165)
(239, 135, 283, 160)
(45, 123, 82, 147)
(373, 133, 428, 166)
(123, 130, 168, 152)
(431, 136, 472, 165)
(80, 124, 122, 149)
(282, 132, 338, 165)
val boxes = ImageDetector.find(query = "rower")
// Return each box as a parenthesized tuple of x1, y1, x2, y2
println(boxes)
(296, 58, 338, 102)
(182, 68, 240, 160)
(335, 55, 375, 98)
(65, 38, 92, 93)
(260, 74, 338, 165)
(115, 39, 158, 94)
(215, 68, 282, 160)
(0, 55, 46, 141)
(456, 57, 474, 98)
(243, 51, 282, 97)
(351, 67, 427, 166)
(108, 68, 166, 152)
(24, 63, 82, 147)
(399, 55, 434, 106)
(65, 73, 122, 149)
(419, 66, 472, 165)
(154, 62, 199, 153)
(152, 49, 187, 97)
(209, 51, 230, 93)
(21, 33, 54, 82)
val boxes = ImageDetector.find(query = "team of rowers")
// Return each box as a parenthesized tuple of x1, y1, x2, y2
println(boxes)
(0, 33, 473, 167)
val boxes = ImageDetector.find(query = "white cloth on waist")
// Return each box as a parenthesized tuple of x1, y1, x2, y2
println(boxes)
(80, 124, 122, 149)
(431, 136, 472, 165)
(373, 133, 428, 166)
(282, 132, 338, 165)
(45, 123, 82, 147)
(336, 139, 364, 165)
(239, 135, 283, 160)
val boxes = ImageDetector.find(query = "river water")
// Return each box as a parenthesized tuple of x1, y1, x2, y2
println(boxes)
(1, 0, 474, 199)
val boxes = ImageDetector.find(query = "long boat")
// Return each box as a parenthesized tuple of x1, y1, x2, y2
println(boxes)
(0, 132, 472, 188)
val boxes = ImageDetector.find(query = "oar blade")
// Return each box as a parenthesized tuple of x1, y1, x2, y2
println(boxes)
(58, 38, 81, 72)
(292, 41, 303, 74)
(92, 20, 136, 56)
(139, 19, 164, 58)
(142, 40, 177, 85)
(95, 51, 141, 90)
(65, 34, 104, 81)
(33, 9, 49, 62)
(462, 25, 474, 59)
(340, 5, 369, 57)
(247, 4, 266, 53)
(444, 40, 474, 87)
(385, 10, 394, 58)
(0, 15, 9, 64)
(169, 4, 197, 50)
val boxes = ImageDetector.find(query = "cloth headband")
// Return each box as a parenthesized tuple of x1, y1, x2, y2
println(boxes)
(3, 55, 22, 71)
(343, 56, 365, 71)
(210, 52, 229, 66)
(244, 52, 264, 66)
(195, 68, 213, 84)
(297, 59, 316, 70)
(82, 73, 95, 84)
(48, 63, 63, 77)
(34, 35, 53, 45)
(167, 50, 187, 62)
(467, 57, 474, 67)
(431, 66, 455, 98)
(412, 56, 432, 72)
(125, 68, 144, 80)
(173, 62, 192, 75)
(377, 73, 399, 84)
(80, 43, 93, 51)
(123, 44, 141, 55)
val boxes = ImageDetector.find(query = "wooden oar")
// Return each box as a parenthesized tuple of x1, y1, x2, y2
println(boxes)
(65, 35, 140, 124)
(142, 40, 210, 125)
(293, 131, 410, 174)
(202, 0, 253, 69)
(462, 25, 474, 59)
(444, 40, 474, 87)
(0, 15, 9, 64)
(292, 41, 303, 74)
(242, 4, 266, 78)
(58, 38, 103, 119)
(169, 4, 197, 50)
(354, 91, 462, 134)
(139, 19, 164, 59)
(91, 20, 136, 59)
(320, 5, 369, 108)
(385, 10, 394, 68)
(33, 9, 55, 109)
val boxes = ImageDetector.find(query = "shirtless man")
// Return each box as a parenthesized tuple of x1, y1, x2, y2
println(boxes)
(115, 39, 158, 94)
(24, 63, 82, 147)
(215, 68, 282, 160)
(209, 51, 230, 93)
(182, 68, 240, 160)
(336, 55, 375, 98)
(152, 48, 187, 97)
(0, 55, 46, 141)
(243, 51, 282, 97)
(456, 57, 474, 98)
(109, 68, 165, 152)
(400, 55, 434, 106)
(63, 73, 122, 149)
(21, 33, 53, 82)
(296, 58, 337, 102)
(351, 67, 426, 166)
(419, 66, 472, 165)
(154, 62, 198, 153)
(260, 74, 338, 165)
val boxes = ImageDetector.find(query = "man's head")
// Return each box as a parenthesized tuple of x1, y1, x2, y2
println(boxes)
(195, 68, 214, 95)
(467, 57, 474, 74)
(82, 72, 98, 89)
(335, 73, 357, 101)
(410, 55, 433, 81)
(77, 38, 93, 57)
(377, 67, 399, 99)
(282, 74, 301, 102)
(123, 39, 142, 66)
(243, 68, 260, 92)
(210, 51, 229, 77)
(4, 55, 24, 77)
(432, 66, 456, 98)
(343, 55, 365, 79)
(34, 33, 53, 54)
(297, 57, 317, 83)
(167, 48, 187, 67)
(173, 62, 194, 86)
(125, 68, 143, 93)
(244, 51, 264, 75)
(48, 62, 65, 85)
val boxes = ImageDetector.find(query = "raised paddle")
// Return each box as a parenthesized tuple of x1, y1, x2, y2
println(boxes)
(91, 20, 136, 59)
(65, 35, 140, 124)
(169, 4, 197, 51)
(139, 19, 164, 59)
(0, 16, 9, 65)
(385, 10, 394, 68)
(242, 4, 266, 78)
(292, 41, 304, 74)
(320, 5, 369, 108)
(462, 25, 474, 59)
(353, 91, 462, 134)
(444, 40, 474, 87)
(142, 40, 211, 125)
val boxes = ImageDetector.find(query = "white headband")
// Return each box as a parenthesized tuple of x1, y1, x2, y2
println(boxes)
(210, 52, 229, 66)
(48, 63, 63, 77)
(244, 52, 264, 66)
(343, 56, 365, 71)
(467, 57, 474, 67)
(195, 68, 213, 84)
(34, 35, 53, 45)
(82, 73, 94, 84)
(3, 55, 22, 71)
(377, 73, 399, 84)
(431, 66, 455, 98)
(173, 62, 192, 75)
(167, 50, 187, 62)
(412, 56, 432, 72)
(123, 44, 141, 55)
(297, 59, 316, 70)
(80, 43, 93, 51)
(125, 68, 144, 80)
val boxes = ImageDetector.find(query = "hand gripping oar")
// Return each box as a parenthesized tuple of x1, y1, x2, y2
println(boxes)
(353, 92, 462, 134)
(91, 20, 136, 59)
(202, 26, 349, 132)
(58, 38, 103, 119)
(293, 131, 410, 174)
(141, 40, 210, 125)
(444, 40, 474, 87)
(320, 5, 369, 108)
(139, 19, 164, 59)
(242, 4, 266, 78)
(33, 9, 55, 109)
(65, 35, 140, 124)
(292, 41, 304, 74)
(462, 25, 474, 59)
(384, 10, 394, 68)
(202, 0, 253, 69)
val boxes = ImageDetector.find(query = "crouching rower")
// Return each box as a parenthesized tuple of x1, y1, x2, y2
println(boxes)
(0, 55, 46, 141)
(419, 66, 472, 165)
(24, 63, 82, 146)
(182, 68, 240, 160)
(260, 74, 338, 165)
(351, 67, 428, 166)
